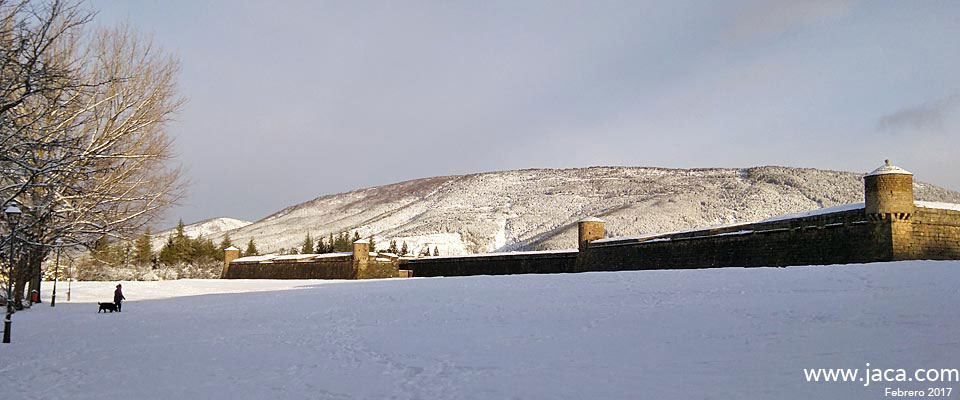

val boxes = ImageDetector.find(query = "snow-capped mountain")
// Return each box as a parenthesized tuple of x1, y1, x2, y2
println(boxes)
(151, 217, 253, 249)
(205, 166, 960, 255)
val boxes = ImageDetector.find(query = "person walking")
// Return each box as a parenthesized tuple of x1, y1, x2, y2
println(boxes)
(114, 284, 125, 312)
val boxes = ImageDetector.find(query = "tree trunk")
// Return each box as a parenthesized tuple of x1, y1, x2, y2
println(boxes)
(27, 257, 41, 303)
(13, 247, 47, 309)
(13, 258, 28, 309)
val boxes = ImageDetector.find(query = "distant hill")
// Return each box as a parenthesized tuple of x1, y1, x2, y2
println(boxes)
(197, 166, 960, 255)
(151, 217, 252, 250)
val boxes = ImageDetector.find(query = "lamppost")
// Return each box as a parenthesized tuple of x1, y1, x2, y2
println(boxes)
(51, 238, 62, 307)
(4, 203, 22, 344)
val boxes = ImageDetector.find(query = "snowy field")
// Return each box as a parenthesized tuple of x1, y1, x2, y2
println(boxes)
(3, 261, 959, 399)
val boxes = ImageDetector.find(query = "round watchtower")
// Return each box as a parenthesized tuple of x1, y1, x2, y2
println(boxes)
(864, 160, 914, 221)
(578, 217, 605, 251)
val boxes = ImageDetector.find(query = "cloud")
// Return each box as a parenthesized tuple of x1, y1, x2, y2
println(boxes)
(728, 0, 859, 40)
(878, 95, 960, 134)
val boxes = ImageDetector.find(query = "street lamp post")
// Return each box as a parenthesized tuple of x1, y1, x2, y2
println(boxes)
(51, 238, 62, 307)
(4, 203, 22, 344)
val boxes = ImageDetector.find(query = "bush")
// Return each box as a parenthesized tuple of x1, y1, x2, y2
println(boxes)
(73, 260, 222, 281)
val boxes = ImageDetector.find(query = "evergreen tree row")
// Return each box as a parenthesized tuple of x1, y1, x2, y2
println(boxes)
(117, 220, 446, 267)
(156, 219, 223, 265)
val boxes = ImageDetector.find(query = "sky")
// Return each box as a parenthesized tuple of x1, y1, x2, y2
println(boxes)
(89, 0, 960, 229)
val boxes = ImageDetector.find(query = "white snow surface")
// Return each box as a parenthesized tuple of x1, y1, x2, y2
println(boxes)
(5, 260, 959, 399)
(419, 249, 578, 260)
(916, 200, 960, 211)
(592, 201, 863, 244)
(759, 202, 865, 222)
(866, 163, 913, 176)
(233, 252, 354, 263)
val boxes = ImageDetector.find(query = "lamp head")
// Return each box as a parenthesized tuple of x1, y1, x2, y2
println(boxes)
(4, 203, 22, 227)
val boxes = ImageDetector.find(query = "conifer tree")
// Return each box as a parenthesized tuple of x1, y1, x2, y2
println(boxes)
(367, 234, 376, 252)
(302, 233, 315, 254)
(245, 238, 259, 256)
(175, 218, 186, 239)
(134, 228, 153, 266)
(388, 240, 399, 255)
(158, 237, 178, 265)
(328, 233, 335, 252)
(219, 233, 233, 251)
(433, 246, 439, 257)
(198, 237, 220, 262)
(400, 241, 409, 256)
(169, 219, 191, 262)
(352, 231, 361, 243)
(334, 232, 350, 252)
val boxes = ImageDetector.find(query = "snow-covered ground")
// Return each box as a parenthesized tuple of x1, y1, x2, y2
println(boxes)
(4, 261, 959, 399)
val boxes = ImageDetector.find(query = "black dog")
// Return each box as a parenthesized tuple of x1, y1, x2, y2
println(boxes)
(98, 302, 118, 313)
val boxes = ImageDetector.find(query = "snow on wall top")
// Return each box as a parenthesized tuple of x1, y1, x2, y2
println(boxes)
(866, 160, 912, 176)
(417, 249, 578, 260)
(233, 252, 354, 263)
(592, 221, 756, 244)
(273, 254, 320, 261)
(314, 252, 354, 259)
(579, 217, 604, 223)
(916, 201, 960, 212)
(759, 202, 864, 223)
(594, 202, 866, 245)
(232, 255, 278, 263)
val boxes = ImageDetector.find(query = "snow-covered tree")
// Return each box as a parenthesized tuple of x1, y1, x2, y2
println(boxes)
(134, 228, 153, 266)
(1, 2, 184, 311)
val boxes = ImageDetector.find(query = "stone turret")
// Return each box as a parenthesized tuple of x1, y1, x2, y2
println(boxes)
(864, 160, 914, 221)
(221, 246, 240, 279)
(353, 239, 370, 279)
(578, 217, 605, 251)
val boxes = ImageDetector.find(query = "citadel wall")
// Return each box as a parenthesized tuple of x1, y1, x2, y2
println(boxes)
(225, 255, 357, 279)
(894, 207, 960, 260)
(222, 241, 400, 280)
(403, 250, 577, 277)
(223, 161, 960, 280)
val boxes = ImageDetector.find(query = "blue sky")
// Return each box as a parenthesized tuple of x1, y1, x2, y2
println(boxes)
(90, 0, 960, 227)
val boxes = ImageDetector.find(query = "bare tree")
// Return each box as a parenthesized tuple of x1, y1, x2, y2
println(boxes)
(1, 1, 184, 316)
(1, 0, 94, 313)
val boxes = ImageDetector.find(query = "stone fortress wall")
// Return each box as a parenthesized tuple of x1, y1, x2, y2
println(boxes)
(222, 161, 960, 279)
(222, 240, 401, 280)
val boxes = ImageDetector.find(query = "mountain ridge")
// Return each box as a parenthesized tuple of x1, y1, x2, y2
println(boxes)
(192, 165, 960, 255)
(150, 217, 253, 250)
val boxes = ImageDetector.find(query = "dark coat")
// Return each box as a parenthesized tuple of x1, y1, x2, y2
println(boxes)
(114, 288, 125, 303)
